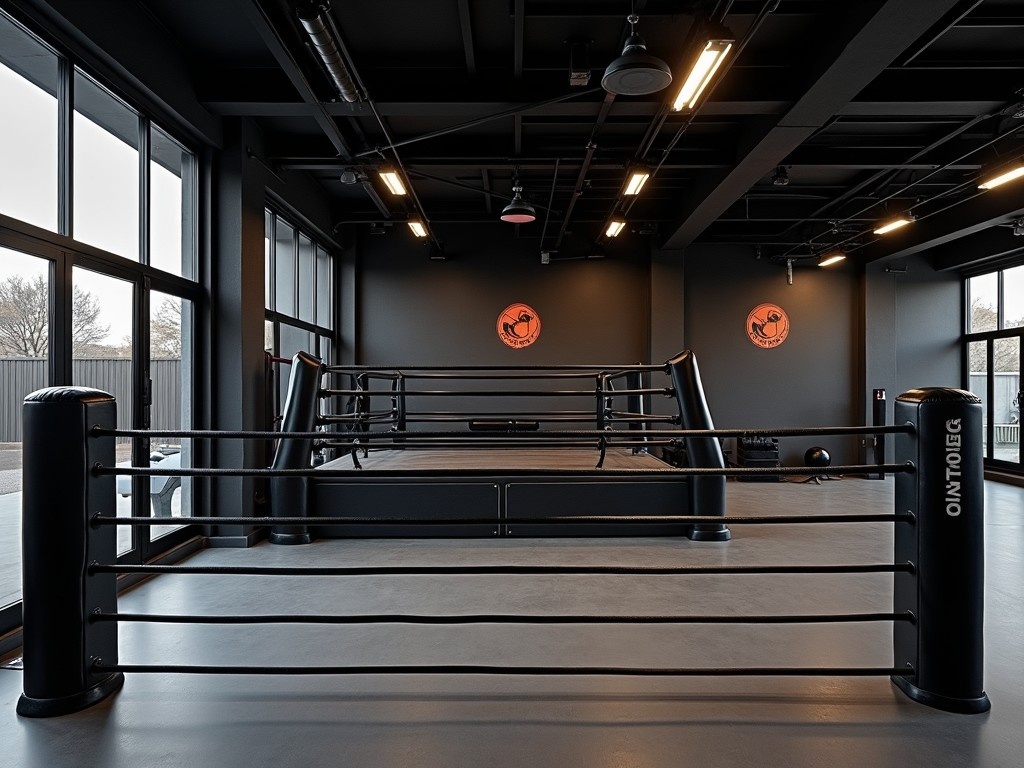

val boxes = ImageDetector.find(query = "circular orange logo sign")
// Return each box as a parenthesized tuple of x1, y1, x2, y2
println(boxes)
(497, 303, 541, 348)
(746, 303, 789, 348)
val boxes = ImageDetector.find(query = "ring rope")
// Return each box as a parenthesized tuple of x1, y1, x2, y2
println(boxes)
(96, 462, 914, 479)
(89, 562, 915, 577)
(91, 512, 915, 526)
(93, 611, 913, 625)
(92, 424, 914, 440)
(93, 661, 914, 678)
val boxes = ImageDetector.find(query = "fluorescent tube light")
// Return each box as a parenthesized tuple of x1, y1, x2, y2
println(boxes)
(623, 169, 650, 195)
(672, 39, 733, 111)
(605, 219, 626, 238)
(978, 163, 1024, 190)
(407, 220, 427, 238)
(818, 253, 846, 267)
(873, 218, 912, 235)
(378, 169, 406, 195)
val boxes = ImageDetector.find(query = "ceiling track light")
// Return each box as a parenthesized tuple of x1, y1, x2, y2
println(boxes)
(501, 174, 537, 223)
(978, 159, 1024, 190)
(671, 26, 734, 112)
(873, 216, 913, 235)
(605, 219, 627, 238)
(295, 2, 361, 103)
(623, 166, 650, 195)
(771, 166, 789, 186)
(378, 167, 407, 195)
(601, 8, 672, 96)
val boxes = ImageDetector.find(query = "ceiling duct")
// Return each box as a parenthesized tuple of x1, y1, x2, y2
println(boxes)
(295, 2, 361, 103)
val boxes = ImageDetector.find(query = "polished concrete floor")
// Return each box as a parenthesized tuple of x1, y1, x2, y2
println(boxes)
(1, 476, 1022, 768)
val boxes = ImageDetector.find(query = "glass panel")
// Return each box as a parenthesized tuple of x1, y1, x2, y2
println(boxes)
(150, 124, 191, 277)
(0, 247, 50, 609)
(274, 219, 295, 316)
(993, 337, 1020, 464)
(1004, 266, 1024, 329)
(968, 273, 998, 332)
(298, 233, 314, 323)
(316, 243, 332, 328)
(968, 340, 988, 459)
(73, 70, 140, 260)
(265, 211, 273, 309)
(0, 12, 58, 230)
(150, 292, 191, 540)
(72, 267, 133, 554)
(278, 323, 313, 411)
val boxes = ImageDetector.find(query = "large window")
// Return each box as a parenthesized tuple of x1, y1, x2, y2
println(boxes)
(264, 209, 335, 424)
(0, 10, 58, 230)
(0, 7, 201, 632)
(965, 267, 1023, 470)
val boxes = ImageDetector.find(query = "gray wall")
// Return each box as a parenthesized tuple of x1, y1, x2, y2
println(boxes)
(683, 245, 860, 465)
(356, 225, 651, 366)
(863, 253, 962, 461)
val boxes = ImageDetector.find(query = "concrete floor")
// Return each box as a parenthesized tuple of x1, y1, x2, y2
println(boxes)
(1, 476, 1022, 768)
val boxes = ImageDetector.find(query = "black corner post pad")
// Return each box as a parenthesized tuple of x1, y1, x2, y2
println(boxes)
(17, 387, 124, 717)
(892, 387, 991, 714)
(667, 350, 730, 542)
(269, 351, 323, 544)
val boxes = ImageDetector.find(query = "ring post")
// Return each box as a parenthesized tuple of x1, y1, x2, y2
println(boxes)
(269, 351, 322, 544)
(17, 387, 124, 717)
(667, 351, 730, 541)
(892, 387, 990, 713)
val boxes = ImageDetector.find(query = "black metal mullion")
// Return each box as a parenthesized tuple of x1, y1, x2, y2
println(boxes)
(57, 58, 72, 237)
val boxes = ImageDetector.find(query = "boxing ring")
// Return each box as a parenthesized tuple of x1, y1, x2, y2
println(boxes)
(268, 349, 731, 542)
(15, 360, 991, 718)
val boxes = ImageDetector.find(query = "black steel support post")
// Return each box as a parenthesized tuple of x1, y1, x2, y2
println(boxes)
(871, 388, 886, 479)
(892, 388, 990, 713)
(17, 387, 124, 717)
(667, 351, 730, 541)
(269, 351, 323, 545)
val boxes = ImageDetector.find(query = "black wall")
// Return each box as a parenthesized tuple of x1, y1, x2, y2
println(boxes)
(683, 245, 860, 465)
(355, 225, 652, 365)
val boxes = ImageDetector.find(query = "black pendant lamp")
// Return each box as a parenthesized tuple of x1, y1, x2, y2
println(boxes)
(501, 177, 536, 224)
(601, 9, 672, 96)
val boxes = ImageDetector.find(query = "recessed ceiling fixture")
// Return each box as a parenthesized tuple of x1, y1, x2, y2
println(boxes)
(818, 252, 846, 267)
(873, 217, 913, 235)
(623, 166, 650, 195)
(771, 166, 789, 186)
(605, 219, 627, 238)
(501, 174, 537, 223)
(671, 26, 734, 111)
(601, 8, 673, 96)
(378, 167, 406, 195)
(978, 160, 1024, 190)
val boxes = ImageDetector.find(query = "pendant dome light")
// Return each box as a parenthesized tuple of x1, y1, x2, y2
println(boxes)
(601, 6, 672, 97)
(501, 172, 537, 224)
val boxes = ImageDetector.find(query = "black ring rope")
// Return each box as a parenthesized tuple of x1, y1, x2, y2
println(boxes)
(323, 363, 669, 373)
(93, 611, 912, 625)
(93, 661, 913, 678)
(92, 512, 915, 526)
(92, 424, 914, 440)
(96, 462, 914, 479)
(319, 388, 673, 397)
(89, 562, 915, 577)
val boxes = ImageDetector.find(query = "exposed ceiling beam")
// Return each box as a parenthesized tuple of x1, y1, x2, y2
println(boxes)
(660, 0, 971, 251)
(458, 0, 476, 75)
(234, 0, 354, 160)
(928, 226, 1024, 271)
(856, 188, 1024, 264)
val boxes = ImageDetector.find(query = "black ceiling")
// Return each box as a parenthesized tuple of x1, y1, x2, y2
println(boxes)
(138, 0, 1024, 268)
